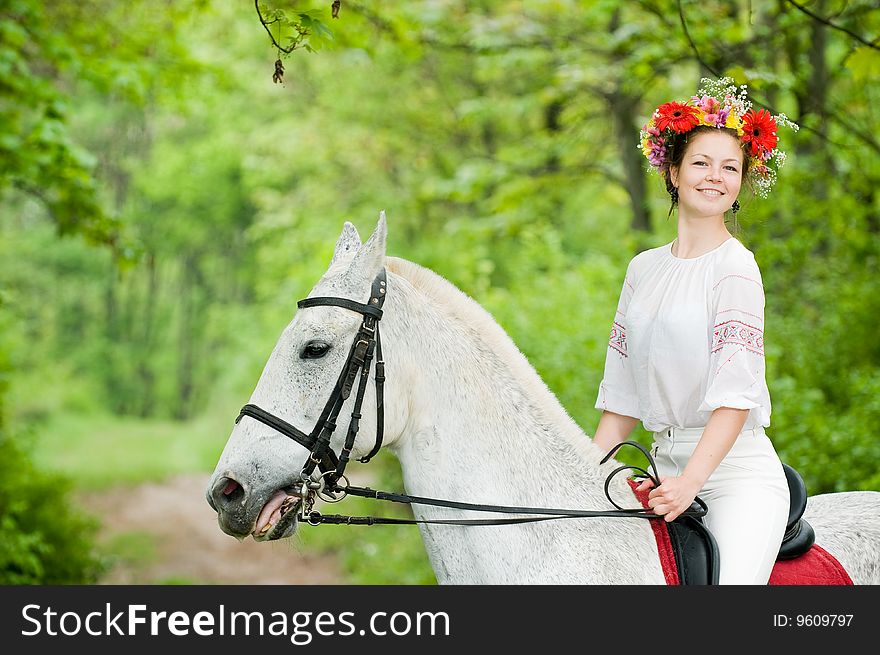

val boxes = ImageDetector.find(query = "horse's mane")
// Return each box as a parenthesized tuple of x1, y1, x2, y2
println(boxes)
(385, 256, 601, 464)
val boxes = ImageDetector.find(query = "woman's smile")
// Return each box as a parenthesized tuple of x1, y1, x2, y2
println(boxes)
(671, 130, 744, 216)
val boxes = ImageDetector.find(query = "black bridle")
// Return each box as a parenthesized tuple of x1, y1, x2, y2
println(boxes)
(235, 269, 388, 492)
(234, 269, 708, 528)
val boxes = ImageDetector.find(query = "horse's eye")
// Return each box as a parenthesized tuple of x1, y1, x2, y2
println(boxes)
(301, 341, 331, 359)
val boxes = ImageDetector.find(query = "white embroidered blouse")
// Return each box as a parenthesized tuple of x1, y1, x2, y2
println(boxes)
(594, 236, 771, 433)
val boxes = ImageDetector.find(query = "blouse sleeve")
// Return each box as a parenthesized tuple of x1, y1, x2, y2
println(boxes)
(594, 258, 640, 419)
(698, 256, 767, 413)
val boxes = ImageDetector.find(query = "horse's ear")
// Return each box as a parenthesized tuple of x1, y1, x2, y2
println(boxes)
(348, 211, 387, 280)
(328, 221, 362, 271)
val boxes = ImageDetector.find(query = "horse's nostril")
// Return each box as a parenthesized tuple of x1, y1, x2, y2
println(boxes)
(211, 475, 245, 509)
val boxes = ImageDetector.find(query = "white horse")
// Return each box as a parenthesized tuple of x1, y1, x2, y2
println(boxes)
(207, 214, 880, 584)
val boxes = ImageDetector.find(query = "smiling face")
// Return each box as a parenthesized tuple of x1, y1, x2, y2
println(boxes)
(669, 129, 744, 217)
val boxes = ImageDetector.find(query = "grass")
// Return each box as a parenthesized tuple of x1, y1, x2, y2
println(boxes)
(101, 531, 160, 569)
(29, 405, 230, 490)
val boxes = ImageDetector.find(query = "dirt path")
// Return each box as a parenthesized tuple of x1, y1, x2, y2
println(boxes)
(78, 473, 346, 585)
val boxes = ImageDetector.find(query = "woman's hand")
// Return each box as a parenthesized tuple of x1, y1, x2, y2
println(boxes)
(641, 475, 703, 522)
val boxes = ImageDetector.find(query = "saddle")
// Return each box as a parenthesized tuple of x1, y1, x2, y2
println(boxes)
(643, 463, 815, 585)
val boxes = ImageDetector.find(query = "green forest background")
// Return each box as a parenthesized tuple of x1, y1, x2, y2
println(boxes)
(1, 0, 878, 584)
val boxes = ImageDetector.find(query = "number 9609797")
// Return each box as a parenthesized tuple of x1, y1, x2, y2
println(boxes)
(796, 614, 853, 627)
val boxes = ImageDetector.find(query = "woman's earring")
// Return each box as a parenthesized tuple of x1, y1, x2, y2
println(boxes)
(732, 199, 740, 213)
(670, 187, 679, 204)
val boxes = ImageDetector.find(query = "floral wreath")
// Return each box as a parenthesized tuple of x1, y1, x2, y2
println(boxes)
(638, 77, 799, 198)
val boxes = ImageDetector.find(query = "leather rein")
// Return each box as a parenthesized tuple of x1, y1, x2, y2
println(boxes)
(234, 269, 708, 528)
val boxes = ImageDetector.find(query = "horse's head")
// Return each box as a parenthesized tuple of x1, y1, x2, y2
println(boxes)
(206, 213, 402, 541)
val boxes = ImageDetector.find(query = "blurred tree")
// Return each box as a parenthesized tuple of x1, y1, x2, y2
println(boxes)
(0, 1, 116, 249)
(0, 0, 202, 583)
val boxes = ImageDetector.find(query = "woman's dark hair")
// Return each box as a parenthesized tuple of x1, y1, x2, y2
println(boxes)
(662, 125, 751, 219)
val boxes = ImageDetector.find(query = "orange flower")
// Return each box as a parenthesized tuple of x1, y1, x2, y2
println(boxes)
(742, 108, 778, 156)
(654, 102, 700, 133)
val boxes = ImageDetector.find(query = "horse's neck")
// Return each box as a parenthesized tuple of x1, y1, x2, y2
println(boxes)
(396, 382, 610, 504)
(382, 279, 658, 583)
(386, 287, 608, 501)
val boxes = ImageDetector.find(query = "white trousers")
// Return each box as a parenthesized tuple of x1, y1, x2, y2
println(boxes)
(651, 425, 790, 585)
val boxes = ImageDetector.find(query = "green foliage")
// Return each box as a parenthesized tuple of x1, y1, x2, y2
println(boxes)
(256, 2, 337, 55)
(0, 6, 115, 249)
(0, 0, 201, 252)
(0, 434, 103, 584)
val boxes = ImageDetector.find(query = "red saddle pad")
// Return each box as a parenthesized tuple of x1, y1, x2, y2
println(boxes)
(626, 479, 853, 585)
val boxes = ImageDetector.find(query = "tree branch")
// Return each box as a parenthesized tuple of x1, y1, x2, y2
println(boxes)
(825, 107, 880, 156)
(254, 0, 297, 54)
(677, 0, 722, 78)
(785, 0, 880, 50)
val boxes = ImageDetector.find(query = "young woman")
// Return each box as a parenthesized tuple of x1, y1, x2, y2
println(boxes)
(592, 78, 799, 584)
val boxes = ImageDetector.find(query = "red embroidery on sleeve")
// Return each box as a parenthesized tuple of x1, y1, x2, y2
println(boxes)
(711, 319, 764, 355)
(609, 321, 627, 357)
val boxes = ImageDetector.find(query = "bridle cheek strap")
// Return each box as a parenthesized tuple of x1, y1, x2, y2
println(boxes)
(234, 269, 388, 484)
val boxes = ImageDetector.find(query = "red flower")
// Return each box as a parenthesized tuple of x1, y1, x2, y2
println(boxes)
(654, 102, 700, 133)
(742, 108, 778, 156)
